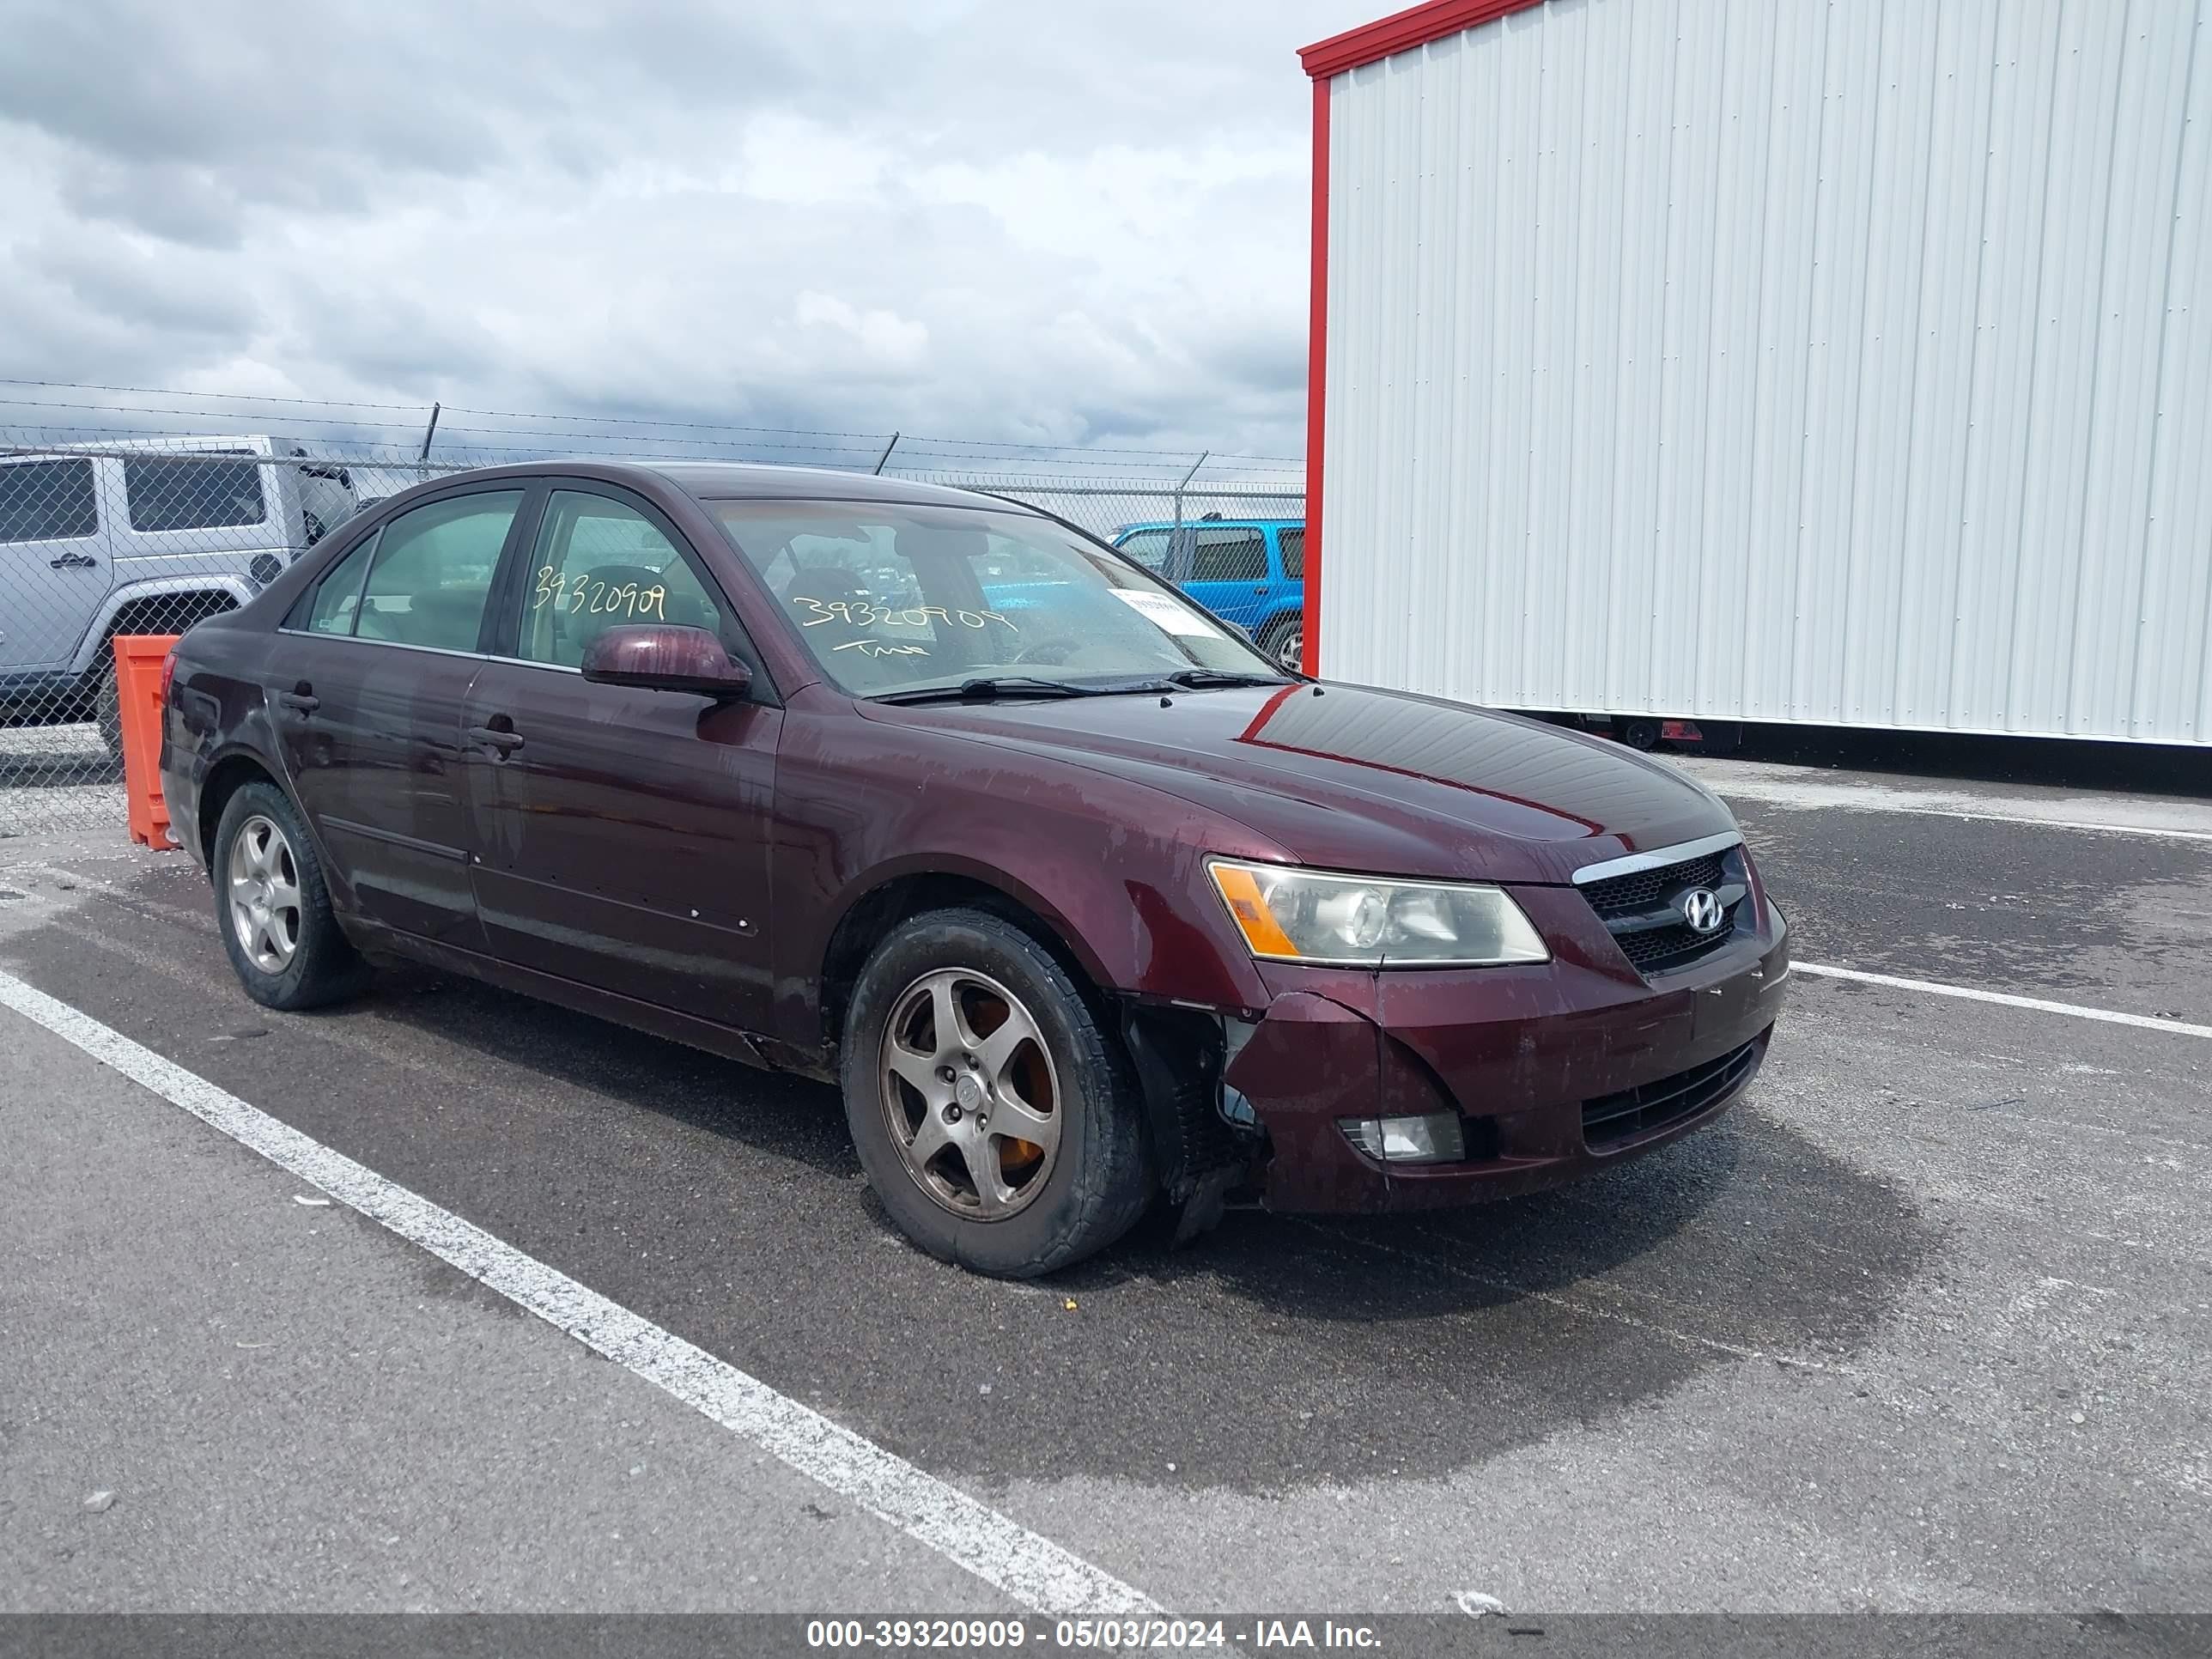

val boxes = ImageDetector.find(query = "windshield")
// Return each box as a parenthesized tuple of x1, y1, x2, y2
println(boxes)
(711, 500, 1289, 696)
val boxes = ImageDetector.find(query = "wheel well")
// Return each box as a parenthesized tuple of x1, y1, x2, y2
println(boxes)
(817, 873, 1095, 1054)
(198, 754, 280, 865)
(96, 591, 239, 674)
(1256, 609, 1301, 643)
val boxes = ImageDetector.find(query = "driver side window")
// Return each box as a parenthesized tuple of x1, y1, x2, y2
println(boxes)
(515, 491, 730, 670)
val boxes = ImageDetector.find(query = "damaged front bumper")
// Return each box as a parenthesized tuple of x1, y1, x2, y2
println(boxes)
(1218, 896, 1790, 1213)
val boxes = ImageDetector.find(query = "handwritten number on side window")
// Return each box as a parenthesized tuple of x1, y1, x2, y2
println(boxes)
(532, 566, 668, 623)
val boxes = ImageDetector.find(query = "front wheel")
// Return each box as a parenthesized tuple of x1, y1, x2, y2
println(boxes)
(211, 781, 368, 1010)
(842, 908, 1152, 1278)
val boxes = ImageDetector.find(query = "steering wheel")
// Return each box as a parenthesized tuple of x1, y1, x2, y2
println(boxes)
(1012, 635, 1087, 667)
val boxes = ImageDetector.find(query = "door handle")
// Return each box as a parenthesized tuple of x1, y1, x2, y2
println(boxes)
(469, 724, 524, 754)
(48, 552, 99, 570)
(277, 690, 319, 714)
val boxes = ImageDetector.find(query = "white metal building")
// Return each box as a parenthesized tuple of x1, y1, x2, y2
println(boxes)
(1299, 0, 2212, 745)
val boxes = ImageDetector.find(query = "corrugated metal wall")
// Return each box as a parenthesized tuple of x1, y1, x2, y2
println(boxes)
(1320, 0, 2212, 744)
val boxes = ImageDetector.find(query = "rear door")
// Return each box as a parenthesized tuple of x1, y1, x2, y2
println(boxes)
(0, 456, 112, 674)
(263, 483, 528, 945)
(460, 483, 782, 1033)
(1176, 525, 1273, 630)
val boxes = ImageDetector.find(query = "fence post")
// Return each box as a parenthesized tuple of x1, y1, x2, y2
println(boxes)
(1171, 450, 1208, 565)
(417, 402, 441, 482)
(872, 431, 901, 476)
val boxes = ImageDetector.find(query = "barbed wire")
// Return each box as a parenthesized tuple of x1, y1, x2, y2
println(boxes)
(0, 380, 1304, 471)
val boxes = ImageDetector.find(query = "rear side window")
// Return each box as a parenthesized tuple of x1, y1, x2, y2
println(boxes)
(0, 459, 99, 543)
(356, 491, 523, 651)
(1190, 528, 1267, 583)
(1277, 527, 1304, 580)
(298, 532, 380, 635)
(1115, 529, 1170, 572)
(124, 455, 267, 532)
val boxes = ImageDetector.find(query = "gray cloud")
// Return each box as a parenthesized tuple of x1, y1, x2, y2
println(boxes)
(0, 0, 1359, 460)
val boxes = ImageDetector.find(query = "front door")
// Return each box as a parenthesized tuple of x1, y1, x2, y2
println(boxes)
(264, 485, 526, 945)
(462, 486, 781, 1035)
(1176, 524, 1274, 631)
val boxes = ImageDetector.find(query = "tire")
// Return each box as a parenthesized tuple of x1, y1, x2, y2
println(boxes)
(94, 659, 122, 757)
(842, 907, 1152, 1278)
(1620, 717, 1662, 751)
(1258, 614, 1304, 674)
(210, 781, 369, 1011)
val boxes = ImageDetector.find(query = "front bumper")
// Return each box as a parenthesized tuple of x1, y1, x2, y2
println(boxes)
(1220, 890, 1790, 1213)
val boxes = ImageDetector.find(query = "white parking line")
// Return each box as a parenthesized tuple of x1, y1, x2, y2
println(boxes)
(1796, 962, 2212, 1042)
(0, 967, 1162, 1619)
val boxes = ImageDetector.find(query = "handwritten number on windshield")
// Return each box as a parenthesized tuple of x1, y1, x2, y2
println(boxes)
(793, 597, 1016, 632)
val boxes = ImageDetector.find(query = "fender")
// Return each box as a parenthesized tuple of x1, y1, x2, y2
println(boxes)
(70, 574, 260, 676)
(821, 848, 1123, 994)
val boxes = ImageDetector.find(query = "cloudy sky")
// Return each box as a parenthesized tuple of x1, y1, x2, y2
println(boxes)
(0, 0, 1364, 465)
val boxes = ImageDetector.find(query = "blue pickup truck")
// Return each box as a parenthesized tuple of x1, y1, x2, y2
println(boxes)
(1109, 516, 1304, 672)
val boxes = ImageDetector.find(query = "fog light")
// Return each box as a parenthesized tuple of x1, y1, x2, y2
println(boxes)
(1338, 1112, 1466, 1164)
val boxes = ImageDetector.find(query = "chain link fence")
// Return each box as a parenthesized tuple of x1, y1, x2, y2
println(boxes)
(2, 393, 1302, 838)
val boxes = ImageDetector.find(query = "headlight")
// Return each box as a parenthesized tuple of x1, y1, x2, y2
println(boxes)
(1206, 859, 1549, 967)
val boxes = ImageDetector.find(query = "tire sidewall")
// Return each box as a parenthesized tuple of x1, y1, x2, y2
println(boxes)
(211, 781, 352, 1010)
(842, 910, 1143, 1277)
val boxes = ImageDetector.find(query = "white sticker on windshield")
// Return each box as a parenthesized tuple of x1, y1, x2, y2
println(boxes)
(1110, 588, 1225, 638)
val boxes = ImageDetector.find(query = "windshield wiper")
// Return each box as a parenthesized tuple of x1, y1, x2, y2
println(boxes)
(1160, 668, 1294, 689)
(873, 675, 1099, 705)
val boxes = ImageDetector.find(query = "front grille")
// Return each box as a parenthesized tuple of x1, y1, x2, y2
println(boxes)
(1578, 845, 1743, 975)
(1614, 915, 1741, 973)
(1577, 850, 1726, 915)
(1582, 1038, 1761, 1149)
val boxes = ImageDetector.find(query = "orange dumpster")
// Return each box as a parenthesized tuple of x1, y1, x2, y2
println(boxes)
(112, 634, 180, 850)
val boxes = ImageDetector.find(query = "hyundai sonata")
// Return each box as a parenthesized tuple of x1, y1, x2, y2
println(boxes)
(162, 461, 1789, 1277)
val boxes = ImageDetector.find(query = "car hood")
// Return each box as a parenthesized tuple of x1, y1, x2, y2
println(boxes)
(858, 682, 1737, 885)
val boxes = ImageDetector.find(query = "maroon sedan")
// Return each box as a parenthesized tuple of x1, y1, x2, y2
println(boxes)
(162, 461, 1789, 1277)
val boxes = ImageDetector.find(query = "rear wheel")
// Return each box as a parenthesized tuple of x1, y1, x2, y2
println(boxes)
(211, 781, 368, 1010)
(842, 908, 1151, 1278)
(1619, 717, 1662, 751)
(1259, 614, 1304, 674)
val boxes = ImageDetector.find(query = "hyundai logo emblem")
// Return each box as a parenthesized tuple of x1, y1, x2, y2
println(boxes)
(1680, 888, 1726, 935)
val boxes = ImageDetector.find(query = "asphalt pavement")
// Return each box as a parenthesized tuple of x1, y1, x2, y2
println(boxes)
(1, 742, 2206, 1617)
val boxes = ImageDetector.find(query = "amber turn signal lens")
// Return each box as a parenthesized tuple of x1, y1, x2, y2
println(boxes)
(1209, 863, 1303, 959)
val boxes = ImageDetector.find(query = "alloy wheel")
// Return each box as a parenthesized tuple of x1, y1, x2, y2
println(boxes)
(878, 968, 1063, 1220)
(228, 814, 303, 974)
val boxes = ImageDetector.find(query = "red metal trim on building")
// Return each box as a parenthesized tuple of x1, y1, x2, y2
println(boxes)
(1299, 0, 1544, 675)
(1299, 0, 1547, 80)
(1302, 77, 1328, 678)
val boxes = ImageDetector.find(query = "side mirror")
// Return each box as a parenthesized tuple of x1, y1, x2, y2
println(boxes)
(580, 624, 752, 699)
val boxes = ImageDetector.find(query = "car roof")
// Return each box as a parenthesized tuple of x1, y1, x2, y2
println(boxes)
(637, 459, 1023, 512)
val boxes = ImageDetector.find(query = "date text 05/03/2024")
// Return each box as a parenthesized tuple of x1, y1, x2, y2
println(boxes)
(802, 1617, 1383, 1649)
